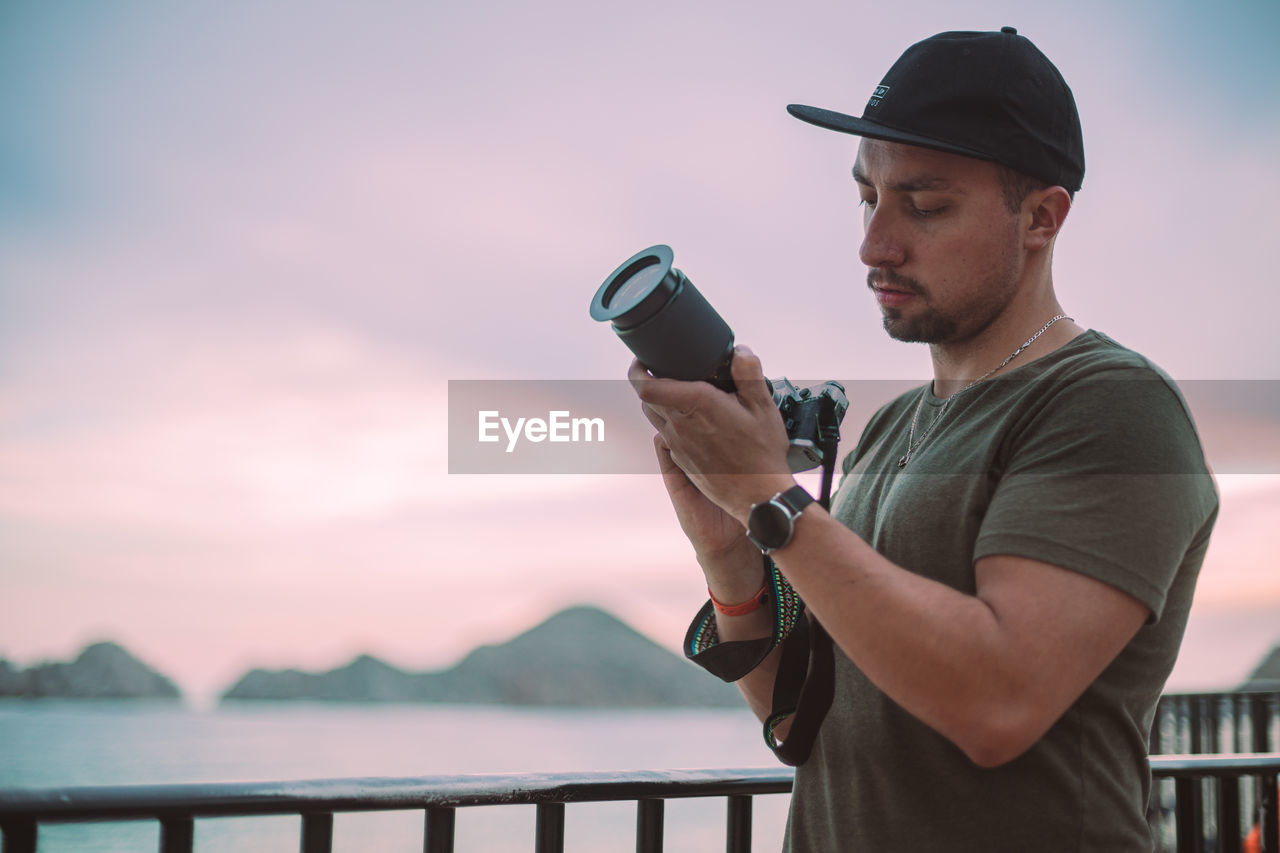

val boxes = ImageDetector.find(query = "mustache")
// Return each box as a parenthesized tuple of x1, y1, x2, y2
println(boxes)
(867, 269, 927, 296)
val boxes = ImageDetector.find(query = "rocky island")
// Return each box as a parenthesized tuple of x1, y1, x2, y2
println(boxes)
(14, 611, 1275, 708)
(1241, 644, 1280, 691)
(221, 605, 740, 707)
(0, 641, 181, 700)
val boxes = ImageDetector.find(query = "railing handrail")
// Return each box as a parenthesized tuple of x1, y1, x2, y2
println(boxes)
(1149, 752, 1280, 777)
(2, 757, 1278, 824)
(1157, 688, 1280, 697)
(0, 767, 795, 823)
(4, 689, 1274, 853)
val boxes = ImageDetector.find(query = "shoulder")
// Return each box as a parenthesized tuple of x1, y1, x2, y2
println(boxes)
(1040, 329, 1173, 379)
(999, 330, 1213, 479)
(1033, 330, 1200, 429)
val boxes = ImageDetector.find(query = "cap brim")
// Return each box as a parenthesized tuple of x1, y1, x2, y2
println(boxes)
(786, 104, 994, 163)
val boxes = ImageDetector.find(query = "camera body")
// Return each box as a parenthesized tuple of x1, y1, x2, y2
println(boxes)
(591, 244, 848, 473)
(769, 378, 849, 473)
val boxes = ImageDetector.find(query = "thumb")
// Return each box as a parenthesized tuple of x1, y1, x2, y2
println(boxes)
(730, 345, 774, 408)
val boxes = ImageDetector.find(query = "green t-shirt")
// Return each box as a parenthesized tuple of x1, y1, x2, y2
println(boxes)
(784, 331, 1218, 852)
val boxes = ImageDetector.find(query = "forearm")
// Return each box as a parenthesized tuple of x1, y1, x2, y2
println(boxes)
(697, 541, 790, 734)
(710, 609, 786, 727)
(768, 506, 1043, 766)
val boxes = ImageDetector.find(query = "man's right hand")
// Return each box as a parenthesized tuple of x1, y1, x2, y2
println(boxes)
(652, 424, 787, 732)
(650, 433, 764, 597)
(652, 431, 743, 553)
(637, 377, 784, 728)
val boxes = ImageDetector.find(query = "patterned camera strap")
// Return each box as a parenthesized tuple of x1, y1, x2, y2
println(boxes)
(762, 445, 838, 767)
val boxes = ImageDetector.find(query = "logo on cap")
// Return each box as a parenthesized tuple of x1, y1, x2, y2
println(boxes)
(867, 85, 890, 108)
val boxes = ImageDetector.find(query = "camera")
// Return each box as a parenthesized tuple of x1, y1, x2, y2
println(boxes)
(590, 244, 848, 473)
(769, 377, 848, 473)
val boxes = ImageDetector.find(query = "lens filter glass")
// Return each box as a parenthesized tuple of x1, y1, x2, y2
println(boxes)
(604, 255, 667, 311)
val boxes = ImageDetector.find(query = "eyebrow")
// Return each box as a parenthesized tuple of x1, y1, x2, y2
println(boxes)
(851, 165, 963, 193)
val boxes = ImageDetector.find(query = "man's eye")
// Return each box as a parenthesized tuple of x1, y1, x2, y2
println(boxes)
(911, 204, 944, 218)
(859, 198, 877, 210)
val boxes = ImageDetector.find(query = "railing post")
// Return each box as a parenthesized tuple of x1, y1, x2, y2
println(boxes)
(1219, 775, 1241, 853)
(726, 794, 752, 853)
(0, 819, 37, 853)
(300, 811, 334, 853)
(424, 806, 455, 853)
(1174, 694, 1189, 752)
(159, 816, 194, 853)
(1205, 695, 1220, 752)
(1150, 696, 1167, 754)
(535, 802, 565, 853)
(1223, 691, 1244, 753)
(1175, 777, 1201, 852)
(1189, 696, 1203, 753)
(1262, 772, 1278, 853)
(1253, 694, 1273, 752)
(1233, 693, 1247, 752)
(636, 799, 664, 853)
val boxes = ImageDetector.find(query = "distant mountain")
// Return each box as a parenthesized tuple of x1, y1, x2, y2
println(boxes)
(1240, 644, 1280, 691)
(222, 605, 741, 708)
(0, 641, 181, 700)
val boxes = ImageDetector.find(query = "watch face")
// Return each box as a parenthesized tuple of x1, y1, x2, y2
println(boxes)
(748, 500, 792, 551)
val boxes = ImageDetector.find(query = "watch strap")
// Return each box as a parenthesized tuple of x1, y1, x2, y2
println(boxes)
(775, 484, 815, 515)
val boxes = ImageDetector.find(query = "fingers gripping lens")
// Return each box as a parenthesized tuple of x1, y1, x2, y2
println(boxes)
(591, 245, 850, 473)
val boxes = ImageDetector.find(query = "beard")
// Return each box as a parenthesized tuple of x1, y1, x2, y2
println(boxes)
(874, 271, 957, 343)
(884, 311, 954, 343)
(869, 231, 1022, 345)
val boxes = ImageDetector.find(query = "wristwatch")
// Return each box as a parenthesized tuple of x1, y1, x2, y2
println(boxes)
(746, 485, 815, 554)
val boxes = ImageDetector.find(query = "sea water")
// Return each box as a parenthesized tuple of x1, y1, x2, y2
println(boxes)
(0, 701, 792, 852)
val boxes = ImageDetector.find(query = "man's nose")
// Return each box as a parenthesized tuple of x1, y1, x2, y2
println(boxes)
(859, 209, 906, 269)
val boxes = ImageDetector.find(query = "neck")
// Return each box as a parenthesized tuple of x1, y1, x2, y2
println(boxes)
(929, 293, 1083, 398)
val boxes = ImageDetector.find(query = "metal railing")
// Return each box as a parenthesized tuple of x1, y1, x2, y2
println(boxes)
(3, 759, 1278, 853)
(1152, 754, 1280, 852)
(1, 690, 1276, 853)
(0, 767, 791, 853)
(1152, 690, 1280, 756)
(1150, 690, 1280, 852)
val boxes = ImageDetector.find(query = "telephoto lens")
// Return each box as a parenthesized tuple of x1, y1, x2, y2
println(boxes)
(590, 245, 736, 391)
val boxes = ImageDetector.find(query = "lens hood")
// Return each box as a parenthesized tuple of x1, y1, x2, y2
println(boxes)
(590, 245, 735, 384)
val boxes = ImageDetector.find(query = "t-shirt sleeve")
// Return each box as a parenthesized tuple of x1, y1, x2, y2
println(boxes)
(973, 369, 1218, 621)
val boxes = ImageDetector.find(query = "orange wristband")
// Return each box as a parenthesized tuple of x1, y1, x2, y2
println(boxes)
(708, 580, 771, 617)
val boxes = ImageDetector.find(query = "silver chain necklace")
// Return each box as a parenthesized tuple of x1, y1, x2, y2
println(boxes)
(897, 314, 1071, 469)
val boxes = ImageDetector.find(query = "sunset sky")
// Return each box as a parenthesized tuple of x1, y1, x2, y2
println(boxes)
(2, 0, 1278, 704)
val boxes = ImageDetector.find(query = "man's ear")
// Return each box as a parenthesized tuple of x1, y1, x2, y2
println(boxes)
(1025, 186, 1073, 251)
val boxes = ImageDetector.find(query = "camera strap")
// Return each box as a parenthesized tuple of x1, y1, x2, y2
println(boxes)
(761, 449, 838, 767)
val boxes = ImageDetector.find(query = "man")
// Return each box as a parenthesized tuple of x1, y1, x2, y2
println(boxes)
(628, 28, 1218, 852)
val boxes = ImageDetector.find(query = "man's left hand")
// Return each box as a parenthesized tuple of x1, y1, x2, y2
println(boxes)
(628, 345, 795, 524)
